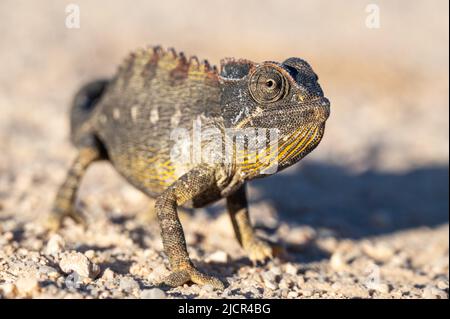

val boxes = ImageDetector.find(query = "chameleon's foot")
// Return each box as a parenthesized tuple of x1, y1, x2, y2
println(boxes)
(44, 207, 86, 232)
(244, 238, 273, 265)
(163, 265, 225, 290)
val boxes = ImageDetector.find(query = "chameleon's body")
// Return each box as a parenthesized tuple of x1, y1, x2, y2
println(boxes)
(50, 46, 330, 289)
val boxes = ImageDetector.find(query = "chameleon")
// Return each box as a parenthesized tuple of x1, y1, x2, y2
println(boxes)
(48, 46, 330, 289)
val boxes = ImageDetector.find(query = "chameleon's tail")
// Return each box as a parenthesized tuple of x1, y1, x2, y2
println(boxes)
(70, 79, 109, 146)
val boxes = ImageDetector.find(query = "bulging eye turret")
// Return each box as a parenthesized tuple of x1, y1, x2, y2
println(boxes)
(248, 66, 288, 104)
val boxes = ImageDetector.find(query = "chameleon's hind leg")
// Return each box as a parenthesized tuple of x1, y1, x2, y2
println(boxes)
(46, 146, 100, 231)
(156, 165, 224, 290)
(226, 184, 273, 264)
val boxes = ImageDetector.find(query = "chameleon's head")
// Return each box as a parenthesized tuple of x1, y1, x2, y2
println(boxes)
(219, 57, 330, 175)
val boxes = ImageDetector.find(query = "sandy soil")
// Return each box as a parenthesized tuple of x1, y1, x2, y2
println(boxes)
(0, 0, 448, 299)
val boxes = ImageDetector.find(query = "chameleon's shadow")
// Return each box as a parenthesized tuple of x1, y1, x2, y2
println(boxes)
(248, 161, 449, 239)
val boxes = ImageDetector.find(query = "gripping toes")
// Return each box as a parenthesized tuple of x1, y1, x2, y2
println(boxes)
(163, 266, 225, 290)
(244, 238, 273, 265)
(45, 204, 86, 232)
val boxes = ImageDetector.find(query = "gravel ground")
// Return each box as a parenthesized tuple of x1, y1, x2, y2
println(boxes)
(0, 1, 448, 299)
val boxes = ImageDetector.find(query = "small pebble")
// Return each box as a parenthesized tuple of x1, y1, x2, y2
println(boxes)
(140, 288, 167, 299)
(147, 265, 168, 283)
(4, 232, 13, 242)
(84, 250, 95, 259)
(330, 252, 347, 271)
(278, 279, 290, 290)
(206, 250, 229, 263)
(101, 268, 115, 281)
(0, 283, 17, 297)
(45, 234, 65, 256)
(243, 285, 260, 297)
(17, 248, 29, 256)
(280, 289, 289, 298)
(331, 282, 342, 290)
(119, 277, 140, 292)
(302, 289, 313, 297)
(437, 279, 448, 290)
(375, 283, 390, 294)
(287, 291, 298, 298)
(284, 263, 298, 276)
(39, 265, 60, 278)
(262, 271, 276, 282)
(296, 276, 305, 286)
(263, 278, 277, 290)
(59, 251, 100, 278)
(362, 241, 394, 262)
(422, 285, 448, 299)
(202, 284, 215, 293)
(269, 266, 282, 276)
(15, 274, 40, 295)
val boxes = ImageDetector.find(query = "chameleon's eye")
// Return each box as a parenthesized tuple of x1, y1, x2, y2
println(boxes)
(249, 66, 288, 104)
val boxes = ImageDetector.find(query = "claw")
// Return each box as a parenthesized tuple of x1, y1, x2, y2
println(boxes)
(244, 238, 273, 265)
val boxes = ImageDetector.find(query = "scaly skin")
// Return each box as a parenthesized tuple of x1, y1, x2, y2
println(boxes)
(50, 46, 330, 289)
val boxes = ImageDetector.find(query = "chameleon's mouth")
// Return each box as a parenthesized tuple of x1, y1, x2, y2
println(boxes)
(296, 97, 330, 125)
(235, 97, 330, 130)
(314, 97, 330, 122)
(271, 96, 330, 125)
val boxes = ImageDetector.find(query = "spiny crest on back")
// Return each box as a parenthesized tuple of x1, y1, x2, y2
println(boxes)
(116, 45, 218, 84)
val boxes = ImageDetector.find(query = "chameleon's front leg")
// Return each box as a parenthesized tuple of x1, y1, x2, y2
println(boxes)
(46, 146, 100, 231)
(226, 184, 273, 264)
(156, 165, 224, 289)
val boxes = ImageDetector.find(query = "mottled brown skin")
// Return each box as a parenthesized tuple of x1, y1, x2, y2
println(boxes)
(49, 46, 330, 289)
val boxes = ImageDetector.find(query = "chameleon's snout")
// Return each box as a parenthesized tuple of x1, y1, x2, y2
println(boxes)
(317, 97, 330, 122)
(298, 97, 330, 124)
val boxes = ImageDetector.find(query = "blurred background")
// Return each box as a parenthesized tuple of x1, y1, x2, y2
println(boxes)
(0, 0, 448, 298)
